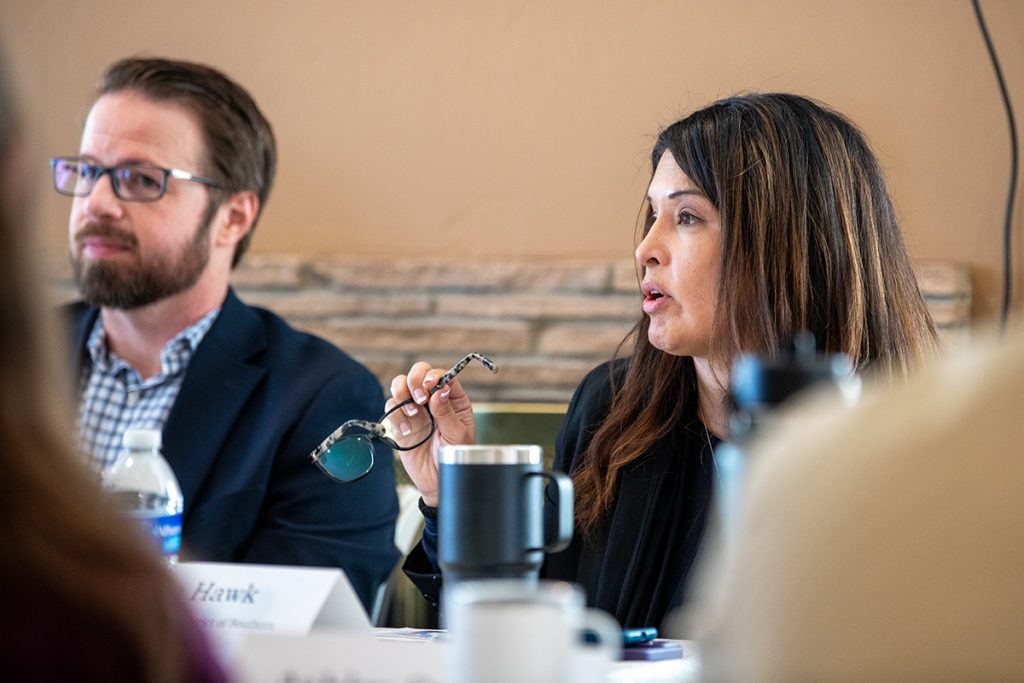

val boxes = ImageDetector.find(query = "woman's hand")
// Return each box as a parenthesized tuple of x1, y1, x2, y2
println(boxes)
(388, 361, 477, 507)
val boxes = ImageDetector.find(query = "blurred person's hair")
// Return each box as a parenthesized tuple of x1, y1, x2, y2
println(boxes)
(0, 52, 198, 682)
(97, 56, 277, 267)
(574, 93, 939, 534)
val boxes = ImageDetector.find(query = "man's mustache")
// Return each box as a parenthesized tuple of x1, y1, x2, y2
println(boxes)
(74, 223, 138, 250)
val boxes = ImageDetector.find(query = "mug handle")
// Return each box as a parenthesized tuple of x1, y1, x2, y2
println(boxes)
(527, 470, 573, 553)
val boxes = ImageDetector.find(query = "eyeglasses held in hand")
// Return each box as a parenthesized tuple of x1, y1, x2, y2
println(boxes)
(310, 353, 498, 483)
(50, 156, 220, 202)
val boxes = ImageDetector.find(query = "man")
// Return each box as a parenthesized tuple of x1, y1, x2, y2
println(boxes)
(53, 57, 398, 610)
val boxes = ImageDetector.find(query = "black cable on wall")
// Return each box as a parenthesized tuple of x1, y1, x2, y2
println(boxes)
(972, 0, 1019, 331)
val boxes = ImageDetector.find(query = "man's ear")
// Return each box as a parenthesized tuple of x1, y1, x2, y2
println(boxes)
(214, 190, 260, 248)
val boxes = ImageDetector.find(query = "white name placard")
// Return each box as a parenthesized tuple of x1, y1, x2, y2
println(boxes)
(237, 631, 446, 683)
(173, 561, 373, 658)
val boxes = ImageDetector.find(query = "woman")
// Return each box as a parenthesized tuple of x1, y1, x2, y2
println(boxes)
(0, 53, 225, 681)
(391, 92, 939, 630)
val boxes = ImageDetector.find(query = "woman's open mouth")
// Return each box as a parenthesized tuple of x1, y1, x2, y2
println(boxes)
(642, 282, 668, 313)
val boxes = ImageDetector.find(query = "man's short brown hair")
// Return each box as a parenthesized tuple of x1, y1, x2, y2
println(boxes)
(99, 57, 276, 267)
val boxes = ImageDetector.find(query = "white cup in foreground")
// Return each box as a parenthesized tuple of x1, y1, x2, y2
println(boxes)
(444, 579, 621, 683)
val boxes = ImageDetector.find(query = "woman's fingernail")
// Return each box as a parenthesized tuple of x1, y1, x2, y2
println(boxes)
(439, 387, 451, 398)
(400, 422, 412, 436)
(403, 403, 419, 416)
(413, 388, 428, 403)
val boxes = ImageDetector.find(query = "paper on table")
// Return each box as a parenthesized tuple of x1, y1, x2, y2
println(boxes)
(236, 631, 446, 683)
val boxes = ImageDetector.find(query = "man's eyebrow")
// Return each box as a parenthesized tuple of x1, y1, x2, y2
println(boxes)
(78, 154, 157, 166)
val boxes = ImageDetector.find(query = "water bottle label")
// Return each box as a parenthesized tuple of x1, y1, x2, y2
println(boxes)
(138, 512, 183, 556)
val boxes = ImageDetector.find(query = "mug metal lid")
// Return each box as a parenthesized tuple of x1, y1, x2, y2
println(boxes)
(439, 444, 542, 465)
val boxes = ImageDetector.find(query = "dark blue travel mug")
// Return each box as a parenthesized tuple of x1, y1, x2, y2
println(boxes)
(438, 445, 573, 584)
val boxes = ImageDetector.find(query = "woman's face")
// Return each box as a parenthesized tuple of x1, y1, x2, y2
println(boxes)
(635, 150, 722, 358)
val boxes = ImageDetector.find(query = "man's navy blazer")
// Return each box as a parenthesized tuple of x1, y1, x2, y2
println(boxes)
(67, 289, 399, 609)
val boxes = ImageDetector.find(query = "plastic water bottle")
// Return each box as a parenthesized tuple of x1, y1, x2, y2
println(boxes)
(715, 333, 861, 547)
(103, 428, 183, 563)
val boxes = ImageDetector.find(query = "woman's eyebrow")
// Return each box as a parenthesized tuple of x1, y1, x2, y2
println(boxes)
(667, 188, 706, 199)
(646, 188, 707, 202)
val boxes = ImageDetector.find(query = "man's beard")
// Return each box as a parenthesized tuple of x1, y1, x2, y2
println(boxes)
(71, 202, 217, 310)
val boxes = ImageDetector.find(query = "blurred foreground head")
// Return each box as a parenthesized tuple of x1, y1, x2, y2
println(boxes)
(0, 48, 223, 682)
(680, 326, 1024, 680)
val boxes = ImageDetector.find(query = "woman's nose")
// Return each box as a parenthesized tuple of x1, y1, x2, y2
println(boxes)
(635, 216, 666, 267)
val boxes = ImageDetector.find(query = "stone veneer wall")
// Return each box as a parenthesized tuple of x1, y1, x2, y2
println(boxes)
(51, 256, 973, 403)
(234, 256, 972, 403)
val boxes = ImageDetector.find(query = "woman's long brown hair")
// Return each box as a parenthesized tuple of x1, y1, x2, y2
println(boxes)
(573, 93, 939, 535)
(0, 55, 195, 682)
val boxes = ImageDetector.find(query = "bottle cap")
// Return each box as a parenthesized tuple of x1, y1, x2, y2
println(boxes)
(123, 428, 162, 450)
(730, 332, 857, 410)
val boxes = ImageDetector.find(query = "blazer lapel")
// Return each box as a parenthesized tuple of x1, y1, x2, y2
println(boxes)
(162, 290, 267, 521)
(67, 302, 99, 376)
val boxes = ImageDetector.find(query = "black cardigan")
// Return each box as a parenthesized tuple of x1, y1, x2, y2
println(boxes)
(403, 359, 717, 630)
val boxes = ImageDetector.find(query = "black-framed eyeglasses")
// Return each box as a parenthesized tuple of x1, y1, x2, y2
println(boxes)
(310, 353, 499, 483)
(49, 156, 220, 202)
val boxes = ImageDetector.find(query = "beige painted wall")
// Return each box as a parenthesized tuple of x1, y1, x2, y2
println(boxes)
(2, 0, 1022, 321)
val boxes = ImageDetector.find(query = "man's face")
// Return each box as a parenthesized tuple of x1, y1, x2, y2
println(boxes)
(69, 90, 218, 309)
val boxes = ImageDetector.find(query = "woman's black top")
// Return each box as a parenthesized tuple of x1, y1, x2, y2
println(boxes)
(403, 359, 718, 630)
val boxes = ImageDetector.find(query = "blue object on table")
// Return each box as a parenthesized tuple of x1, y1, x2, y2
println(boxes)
(622, 626, 658, 645)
